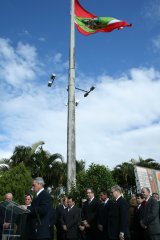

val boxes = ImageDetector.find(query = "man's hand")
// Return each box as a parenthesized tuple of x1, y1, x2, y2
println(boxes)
(140, 220, 147, 229)
(79, 225, 85, 231)
(82, 220, 90, 228)
(3, 223, 10, 229)
(62, 225, 68, 231)
(97, 224, 103, 231)
(119, 232, 124, 240)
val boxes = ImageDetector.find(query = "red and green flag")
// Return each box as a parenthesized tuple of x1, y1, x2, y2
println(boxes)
(74, 0, 132, 35)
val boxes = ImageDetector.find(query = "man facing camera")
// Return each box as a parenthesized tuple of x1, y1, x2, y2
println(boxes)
(140, 187, 160, 240)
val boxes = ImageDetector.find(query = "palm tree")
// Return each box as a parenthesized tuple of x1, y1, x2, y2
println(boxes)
(135, 157, 160, 170)
(0, 141, 66, 192)
(30, 146, 65, 188)
(112, 161, 136, 195)
(0, 161, 10, 172)
(0, 141, 45, 169)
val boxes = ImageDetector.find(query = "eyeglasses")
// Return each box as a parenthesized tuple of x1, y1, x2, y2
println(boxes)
(111, 190, 116, 194)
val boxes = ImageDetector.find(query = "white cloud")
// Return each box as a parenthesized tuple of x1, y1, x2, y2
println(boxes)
(53, 53, 62, 64)
(38, 37, 46, 42)
(143, 0, 160, 23)
(152, 35, 160, 51)
(0, 38, 42, 86)
(76, 67, 160, 168)
(0, 38, 160, 169)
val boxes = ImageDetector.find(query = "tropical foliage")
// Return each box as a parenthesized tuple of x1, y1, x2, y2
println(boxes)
(0, 163, 32, 203)
(0, 141, 160, 205)
(70, 163, 115, 206)
(112, 157, 160, 196)
(0, 141, 66, 202)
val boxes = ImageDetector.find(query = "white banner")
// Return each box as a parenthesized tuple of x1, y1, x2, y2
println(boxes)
(134, 166, 160, 194)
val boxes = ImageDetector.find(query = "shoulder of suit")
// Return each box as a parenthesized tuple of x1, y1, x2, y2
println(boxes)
(149, 197, 159, 204)
(93, 197, 99, 203)
(117, 196, 128, 204)
(38, 189, 52, 199)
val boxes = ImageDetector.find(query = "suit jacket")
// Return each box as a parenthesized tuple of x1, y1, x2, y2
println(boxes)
(56, 204, 67, 227)
(97, 199, 113, 227)
(142, 197, 160, 235)
(81, 198, 99, 228)
(61, 206, 81, 239)
(108, 196, 129, 239)
(134, 204, 145, 240)
(81, 197, 99, 240)
(55, 204, 68, 240)
(27, 189, 52, 239)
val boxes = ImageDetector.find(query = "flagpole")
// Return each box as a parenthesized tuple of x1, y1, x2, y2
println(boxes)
(67, 0, 76, 192)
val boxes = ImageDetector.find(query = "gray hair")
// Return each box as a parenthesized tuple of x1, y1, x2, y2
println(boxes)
(33, 177, 45, 186)
(142, 187, 150, 193)
(111, 185, 122, 193)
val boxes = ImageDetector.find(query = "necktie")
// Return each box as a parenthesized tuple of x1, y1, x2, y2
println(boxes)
(143, 200, 147, 206)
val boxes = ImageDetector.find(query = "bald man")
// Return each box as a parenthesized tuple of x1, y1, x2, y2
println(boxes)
(0, 193, 14, 240)
(4, 193, 13, 201)
(140, 187, 160, 240)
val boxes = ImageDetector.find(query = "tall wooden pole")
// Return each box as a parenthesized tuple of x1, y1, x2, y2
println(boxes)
(67, 0, 76, 192)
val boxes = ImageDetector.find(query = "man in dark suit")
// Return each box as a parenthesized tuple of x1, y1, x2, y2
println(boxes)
(81, 188, 99, 240)
(152, 192, 160, 220)
(133, 193, 145, 240)
(61, 196, 81, 240)
(26, 177, 52, 240)
(140, 187, 160, 240)
(107, 185, 130, 240)
(97, 191, 113, 240)
(55, 196, 68, 240)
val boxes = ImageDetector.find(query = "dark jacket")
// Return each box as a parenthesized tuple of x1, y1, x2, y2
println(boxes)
(55, 204, 68, 240)
(134, 204, 145, 240)
(61, 206, 81, 239)
(97, 199, 113, 227)
(27, 190, 52, 239)
(142, 197, 160, 235)
(108, 196, 130, 239)
(81, 198, 99, 240)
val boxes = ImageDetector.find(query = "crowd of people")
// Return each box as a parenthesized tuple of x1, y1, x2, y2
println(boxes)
(0, 177, 160, 240)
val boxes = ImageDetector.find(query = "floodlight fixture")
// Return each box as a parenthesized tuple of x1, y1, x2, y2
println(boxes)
(50, 73, 56, 80)
(75, 86, 95, 97)
(48, 80, 53, 87)
(84, 86, 95, 97)
(47, 73, 56, 87)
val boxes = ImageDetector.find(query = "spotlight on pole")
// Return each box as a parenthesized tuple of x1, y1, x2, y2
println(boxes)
(84, 86, 95, 97)
(75, 86, 95, 97)
(48, 73, 56, 87)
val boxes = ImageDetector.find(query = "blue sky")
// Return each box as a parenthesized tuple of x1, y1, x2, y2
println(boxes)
(0, 0, 160, 169)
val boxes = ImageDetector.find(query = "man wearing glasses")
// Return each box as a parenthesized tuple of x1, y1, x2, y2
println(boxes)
(81, 188, 99, 240)
(25, 194, 33, 207)
(108, 185, 129, 240)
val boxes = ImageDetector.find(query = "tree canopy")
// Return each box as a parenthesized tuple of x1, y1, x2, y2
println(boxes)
(0, 163, 32, 203)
